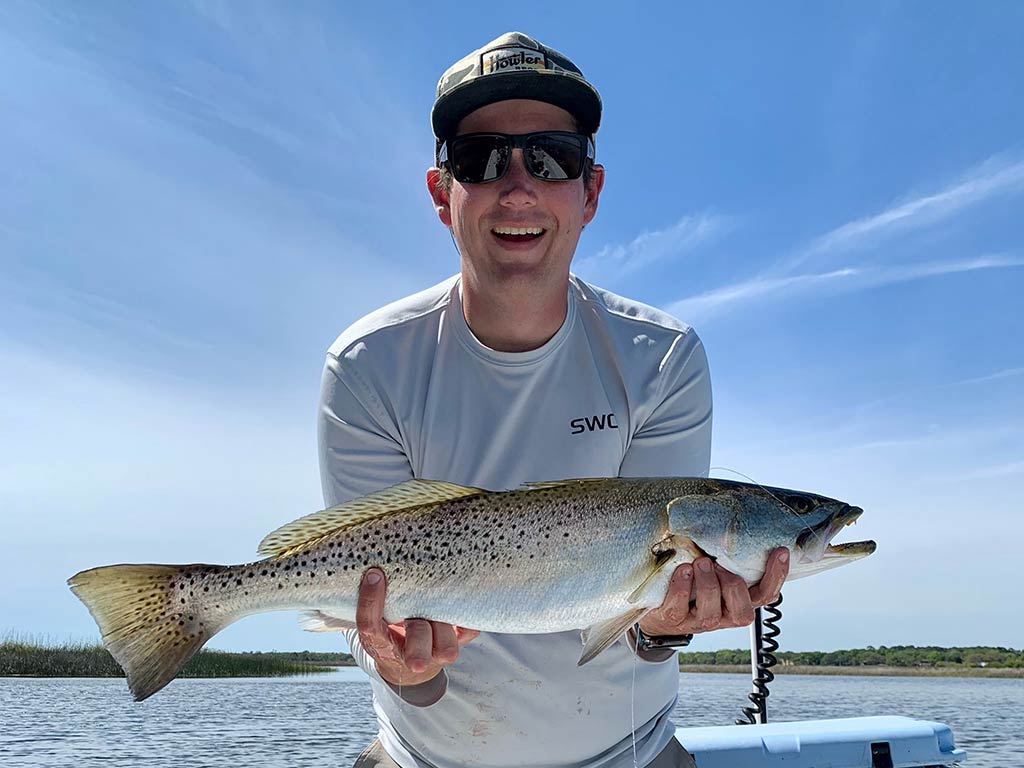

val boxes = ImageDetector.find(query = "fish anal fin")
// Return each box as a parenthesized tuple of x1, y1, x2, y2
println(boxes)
(258, 479, 483, 557)
(299, 610, 355, 633)
(626, 548, 677, 604)
(578, 608, 649, 666)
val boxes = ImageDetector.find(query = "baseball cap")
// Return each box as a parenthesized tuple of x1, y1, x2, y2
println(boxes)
(431, 31, 602, 147)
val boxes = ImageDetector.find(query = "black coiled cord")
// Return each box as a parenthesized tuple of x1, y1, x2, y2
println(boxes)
(736, 592, 783, 725)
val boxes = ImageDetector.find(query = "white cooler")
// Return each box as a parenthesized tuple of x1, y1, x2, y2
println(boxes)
(676, 715, 966, 767)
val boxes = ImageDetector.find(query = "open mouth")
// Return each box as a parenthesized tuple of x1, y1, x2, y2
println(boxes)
(492, 225, 546, 244)
(795, 505, 864, 560)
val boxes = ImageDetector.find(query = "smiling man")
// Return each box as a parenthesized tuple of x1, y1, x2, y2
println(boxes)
(318, 31, 788, 768)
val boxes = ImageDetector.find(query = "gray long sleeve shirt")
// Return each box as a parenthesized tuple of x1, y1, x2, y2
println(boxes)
(317, 274, 712, 768)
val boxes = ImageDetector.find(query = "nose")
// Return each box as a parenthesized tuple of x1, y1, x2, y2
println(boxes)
(498, 148, 538, 208)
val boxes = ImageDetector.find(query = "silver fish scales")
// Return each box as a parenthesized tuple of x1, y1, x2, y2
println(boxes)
(69, 476, 875, 700)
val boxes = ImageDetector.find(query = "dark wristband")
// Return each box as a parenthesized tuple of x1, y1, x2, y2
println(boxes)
(633, 623, 693, 651)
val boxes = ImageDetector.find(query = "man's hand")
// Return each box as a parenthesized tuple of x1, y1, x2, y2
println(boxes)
(356, 568, 480, 687)
(638, 548, 789, 636)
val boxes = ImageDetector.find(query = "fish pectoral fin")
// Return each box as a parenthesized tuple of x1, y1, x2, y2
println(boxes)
(578, 608, 649, 666)
(626, 548, 676, 604)
(258, 479, 484, 557)
(299, 611, 355, 633)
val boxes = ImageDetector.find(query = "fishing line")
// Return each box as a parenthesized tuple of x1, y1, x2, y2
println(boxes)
(630, 627, 639, 768)
(709, 466, 828, 549)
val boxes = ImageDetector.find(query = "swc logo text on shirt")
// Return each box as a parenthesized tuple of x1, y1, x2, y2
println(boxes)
(570, 412, 619, 435)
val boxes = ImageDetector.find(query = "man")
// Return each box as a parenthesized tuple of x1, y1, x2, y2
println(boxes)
(318, 31, 788, 768)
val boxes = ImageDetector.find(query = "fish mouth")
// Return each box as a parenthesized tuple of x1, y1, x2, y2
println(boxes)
(795, 504, 865, 561)
(787, 505, 876, 580)
(826, 540, 877, 557)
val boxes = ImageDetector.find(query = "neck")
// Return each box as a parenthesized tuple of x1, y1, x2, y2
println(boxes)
(460, 271, 570, 353)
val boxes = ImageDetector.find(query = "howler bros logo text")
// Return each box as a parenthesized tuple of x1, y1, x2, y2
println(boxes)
(482, 47, 548, 76)
(570, 412, 619, 435)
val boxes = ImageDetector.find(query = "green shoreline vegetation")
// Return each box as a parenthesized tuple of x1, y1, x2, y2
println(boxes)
(677, 646, 1024, 678)
(4, 639, 1022, 678)
(1, 637, 354, 678)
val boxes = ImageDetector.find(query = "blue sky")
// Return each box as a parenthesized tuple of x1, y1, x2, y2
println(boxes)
(2, 2, 1022, 655)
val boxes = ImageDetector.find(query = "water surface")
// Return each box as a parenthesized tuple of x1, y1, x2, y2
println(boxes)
(2, 669, 1019, 767)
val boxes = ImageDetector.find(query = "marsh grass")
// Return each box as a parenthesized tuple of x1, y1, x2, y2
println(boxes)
(0, 634, 350, 678)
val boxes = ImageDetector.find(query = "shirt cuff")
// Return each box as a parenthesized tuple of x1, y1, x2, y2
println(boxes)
(383, 669, 448, 706)
(625, 627, 679, 663)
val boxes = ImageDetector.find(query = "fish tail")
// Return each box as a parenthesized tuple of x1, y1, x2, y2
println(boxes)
(68, 563, 231, 701)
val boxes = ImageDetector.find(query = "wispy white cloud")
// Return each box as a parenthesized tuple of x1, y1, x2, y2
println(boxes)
(666, 253, 1024, 323)
(577, 212, 728, 278)
(849, 366, 1024, 417)
(952, 367, 1024, 388)
(791, 156, 1024, 267)
(955, 460, 1024, 481)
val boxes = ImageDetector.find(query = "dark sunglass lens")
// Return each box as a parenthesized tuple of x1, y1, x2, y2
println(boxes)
(525, 134, 584, 180)
(451, 136, 509, 183)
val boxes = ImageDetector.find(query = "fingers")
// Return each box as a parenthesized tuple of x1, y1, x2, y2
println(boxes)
(357, 567, 480, 685)
(749, 547, 789, 607)
(428, 621, 459, 665)
(356, 568, 399, 663)
(691, 557, 722, 631)
(659, 564, 694, 626)
(717, 565, 755, 627)
(455, 627, 481, 646)
(403, 619, 435, 673)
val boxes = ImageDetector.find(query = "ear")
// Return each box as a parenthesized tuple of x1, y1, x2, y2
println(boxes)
(426, 168, 453, 227)
(582, 164, 605, 227)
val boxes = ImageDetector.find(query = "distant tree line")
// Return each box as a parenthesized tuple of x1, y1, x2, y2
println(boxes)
(677, 646, 1024, 668)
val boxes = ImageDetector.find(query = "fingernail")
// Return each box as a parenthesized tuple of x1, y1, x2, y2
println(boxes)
(680, 565, 693, 580)
(697, 559, 712, 573)
(365, 570, 382, 585)
(779, 551, 790, 564)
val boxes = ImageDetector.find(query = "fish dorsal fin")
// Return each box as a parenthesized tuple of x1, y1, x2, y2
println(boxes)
(521, 478, 618, 491)
(257, 479, 483, 557)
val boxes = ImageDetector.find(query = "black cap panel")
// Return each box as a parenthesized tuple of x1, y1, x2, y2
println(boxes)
(431, 32, 602, 144)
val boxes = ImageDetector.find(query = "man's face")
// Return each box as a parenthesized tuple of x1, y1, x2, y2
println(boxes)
(428, 99, 604, 289)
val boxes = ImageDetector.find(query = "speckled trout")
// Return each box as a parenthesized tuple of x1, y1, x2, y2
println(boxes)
(69, 477, 874, 700)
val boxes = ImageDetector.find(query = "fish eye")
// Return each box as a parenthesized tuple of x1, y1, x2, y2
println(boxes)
(786, 495, 815, 513)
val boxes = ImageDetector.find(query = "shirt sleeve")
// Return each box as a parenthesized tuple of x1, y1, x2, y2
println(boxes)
(318, 352, 414, 506)
(619, 331, 713, 480)
(617, 331, 712, 662)
(318, 352, 447, 705)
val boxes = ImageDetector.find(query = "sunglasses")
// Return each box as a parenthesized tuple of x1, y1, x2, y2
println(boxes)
(439, 131, 595, 184)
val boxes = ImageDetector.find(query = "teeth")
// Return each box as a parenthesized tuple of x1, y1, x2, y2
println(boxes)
(493, 226, 544, 236)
